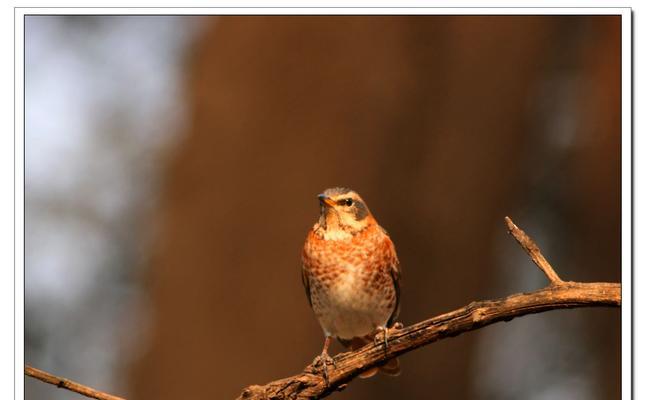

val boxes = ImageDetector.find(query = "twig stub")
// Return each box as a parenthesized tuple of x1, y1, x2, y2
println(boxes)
(504, 216, 564, 284)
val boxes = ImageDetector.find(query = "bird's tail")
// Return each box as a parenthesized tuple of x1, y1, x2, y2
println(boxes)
(341, 337, 401, 378)
(377, 357, 401, 376)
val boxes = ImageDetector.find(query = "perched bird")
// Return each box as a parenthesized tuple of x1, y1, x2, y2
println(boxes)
(301, 187, 402, 381)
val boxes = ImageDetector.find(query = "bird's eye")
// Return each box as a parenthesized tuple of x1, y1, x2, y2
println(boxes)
(344, 199, 353, 206)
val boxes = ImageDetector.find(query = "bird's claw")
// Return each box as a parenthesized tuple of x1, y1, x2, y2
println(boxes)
(313, 352, 336, 386)
(374, 322, 403, 354)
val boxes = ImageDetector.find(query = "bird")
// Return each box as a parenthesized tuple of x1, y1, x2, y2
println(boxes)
(301, 187, 402, 383)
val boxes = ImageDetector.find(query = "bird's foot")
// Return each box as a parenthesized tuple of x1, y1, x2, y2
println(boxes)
(313, 351, 336, 386)
(374, 322, 404, 354)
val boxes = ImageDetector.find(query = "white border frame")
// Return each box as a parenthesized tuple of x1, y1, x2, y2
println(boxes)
(13, 7, 631, 400)
(13, 7, 631, 15)
(620, 9, 632, 400)
(14, 9, 24, 400)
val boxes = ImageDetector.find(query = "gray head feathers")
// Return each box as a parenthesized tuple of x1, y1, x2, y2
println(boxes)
(322, 187, 353, 197)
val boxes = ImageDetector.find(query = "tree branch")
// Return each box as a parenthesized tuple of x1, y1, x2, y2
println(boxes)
(25, 365, 125, 400)
(24, 217, 620, 400)
(236, 217, 621, 400)
(504, 216, 563, 284)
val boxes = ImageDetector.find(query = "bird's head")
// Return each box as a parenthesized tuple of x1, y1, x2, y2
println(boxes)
(316, 187, 373, 236)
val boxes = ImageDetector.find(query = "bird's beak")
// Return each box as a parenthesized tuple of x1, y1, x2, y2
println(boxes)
(317, 194, 336, 207)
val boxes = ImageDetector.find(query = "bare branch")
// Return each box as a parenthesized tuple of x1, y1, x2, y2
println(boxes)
(504, 216, 563, 284)
(236, 217, 620, 400)
(25, 365, 125, 400)
(24, 217, 620, 400)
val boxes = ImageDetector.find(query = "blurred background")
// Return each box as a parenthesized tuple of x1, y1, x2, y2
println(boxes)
(25, 15, 621, 400)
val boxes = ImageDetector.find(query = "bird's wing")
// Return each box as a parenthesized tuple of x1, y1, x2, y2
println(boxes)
(301, 265, 313, 307)
(386, 238, 402, 328)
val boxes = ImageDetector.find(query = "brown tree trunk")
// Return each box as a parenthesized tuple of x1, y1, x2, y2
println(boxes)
(129, 16, 620, 399)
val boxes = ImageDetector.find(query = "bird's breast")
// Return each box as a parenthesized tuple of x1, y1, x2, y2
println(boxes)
(302, 227, 397, 338)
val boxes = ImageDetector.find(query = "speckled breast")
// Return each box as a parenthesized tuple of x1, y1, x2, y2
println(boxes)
(302, 226, 398, 340)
